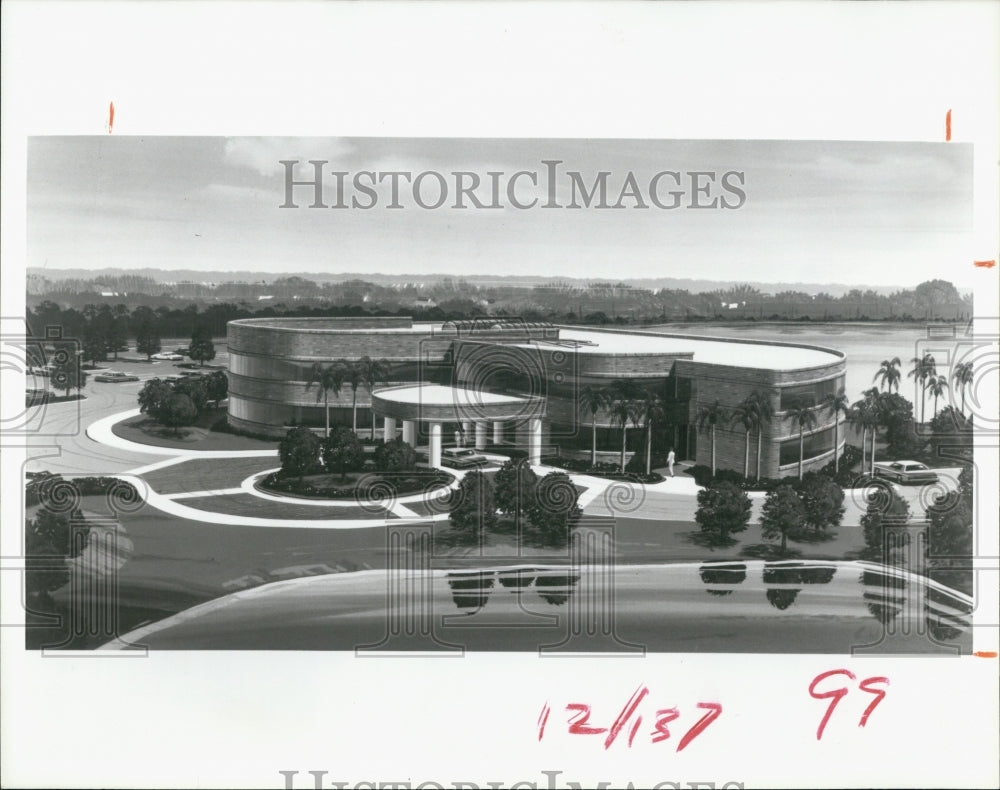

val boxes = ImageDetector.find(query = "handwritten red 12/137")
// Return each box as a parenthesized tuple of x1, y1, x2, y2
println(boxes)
(537, 686, 723, 751)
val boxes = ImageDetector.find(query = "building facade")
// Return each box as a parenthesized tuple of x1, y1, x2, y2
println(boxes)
(226, 317, 847, 477)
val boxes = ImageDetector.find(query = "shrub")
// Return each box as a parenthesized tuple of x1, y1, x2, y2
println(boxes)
(526, 471, 581, 543)
(685, 465, 714, 486)
(159, 393, 198, 435)
(373, 438, 416, 473)
(493, 459, 539, 519)
(684, 465, 835, 494)
(209, 418, 278, 442)
(625, 450, 667, 474)
(322, 426, 366, 479)
(760, 484, 806, 554)
(861, 487, 911, 554)
(279, 425, 322, 479)
(797, 474, 846, 534)
(26, 474, 137, 508)
(450, 470, 496, 535)
(541, 456, 663, 484)
(695, 480, 752, 545)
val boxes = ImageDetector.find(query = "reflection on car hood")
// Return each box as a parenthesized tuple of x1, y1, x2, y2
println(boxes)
(106, 560, 973, 653)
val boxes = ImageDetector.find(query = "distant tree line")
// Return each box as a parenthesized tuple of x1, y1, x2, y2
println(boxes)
(28, 277, 972, 336)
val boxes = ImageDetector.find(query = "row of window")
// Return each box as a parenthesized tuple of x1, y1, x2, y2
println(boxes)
(778, 426, 838, 466)
(779, 376, 845, 411)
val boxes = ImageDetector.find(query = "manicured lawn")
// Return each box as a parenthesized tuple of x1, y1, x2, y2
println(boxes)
(30, 495, 394, 648)
(113, 410, 277, 451)
(177, 492, 393, 520)
(140, 456, 278, 495)
(612, 518, 868, 564)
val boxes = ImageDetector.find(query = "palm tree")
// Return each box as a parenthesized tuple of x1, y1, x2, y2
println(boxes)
(908, 353, 936, 424)
(825, 391, 851, 474)
(695, 400, 727, 478)
(861, 387, 881, 474)
(359, 356, 390, 439)
(636, 392, 667, 476)
(873, 357, 902, 393)
(342, 359, 363, 434)
(579, 385, 611, 468)
(729, 402, 755, 479)
(848, 403, 868, 474)
(609, 396, 639, 472)
(952, 361, 974, 416)
(748, 390, 774, 481)
(849, 392, 881, 476)
(925, 374, 949, 420)
(788, 405, 819, 480)
(607, 379, 645, 472)
(305, 362, 345, 438)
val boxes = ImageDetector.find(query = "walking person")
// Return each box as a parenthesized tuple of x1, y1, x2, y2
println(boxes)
(667, 447, 676, 478)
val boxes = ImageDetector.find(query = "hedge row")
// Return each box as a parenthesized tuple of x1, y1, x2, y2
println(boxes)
(541, 456, 665, 485)
(259, 469, 453, 500)
(25, 474, 139, 508)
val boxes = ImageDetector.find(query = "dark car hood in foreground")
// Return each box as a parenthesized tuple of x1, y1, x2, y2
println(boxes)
(106, 561, 973, 654)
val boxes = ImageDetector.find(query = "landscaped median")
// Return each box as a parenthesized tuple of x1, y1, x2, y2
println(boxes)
(257, 468, 456, 503)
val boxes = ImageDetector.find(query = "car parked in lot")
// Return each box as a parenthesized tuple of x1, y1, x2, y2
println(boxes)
(873, 460, 939, 485)
(151, 352, 184, 361)
(93, 370, 140, 383)
(440, 447, 489, 469)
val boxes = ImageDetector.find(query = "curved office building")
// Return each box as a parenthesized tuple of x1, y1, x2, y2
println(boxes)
(227, 316, 847, 478)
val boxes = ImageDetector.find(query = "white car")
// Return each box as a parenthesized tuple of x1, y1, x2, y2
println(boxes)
(441, 448, 489, 469)
(873, 460, 939, 485)
(93, 370, 140, 383)
(151, 352, 184, 361)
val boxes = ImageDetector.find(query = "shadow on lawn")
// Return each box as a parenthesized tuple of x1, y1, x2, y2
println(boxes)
(740, 543, 804, 560)
(432, 521, 569, 553)
(681, 530, 739, 551)
(787, 529, 839, 545)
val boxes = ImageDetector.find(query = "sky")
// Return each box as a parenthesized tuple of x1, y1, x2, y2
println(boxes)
(27, 137, 975, 288)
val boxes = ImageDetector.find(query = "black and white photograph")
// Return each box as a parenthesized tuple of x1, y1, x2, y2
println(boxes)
(2, 3, 998, 789)
(17, 135, 986, 655)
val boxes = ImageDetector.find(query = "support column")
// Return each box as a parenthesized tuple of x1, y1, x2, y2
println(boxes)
(528, 417, 542, 465)
(461, 421, 473, 447)
(493, 420, 503, 445)
(429, 422, 442, 469)
(402, 420, 416, 447)
(383, 416, 397, 443)
(475, 421, 487, 450)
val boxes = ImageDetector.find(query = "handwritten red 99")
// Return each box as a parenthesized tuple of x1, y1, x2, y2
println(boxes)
(808, 669, 889, 740)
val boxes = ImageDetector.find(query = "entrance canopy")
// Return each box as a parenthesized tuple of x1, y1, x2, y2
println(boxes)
(371, 384, 545, 424)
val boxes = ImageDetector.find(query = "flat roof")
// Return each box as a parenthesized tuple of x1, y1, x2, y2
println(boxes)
(554, 328, 842, 370)
(233, 318, 843, 372)
(375, 384, 532, 406)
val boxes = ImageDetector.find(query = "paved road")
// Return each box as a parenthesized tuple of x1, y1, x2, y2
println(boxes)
(27, 375, 960, 528)
(25, 377, 167, 475)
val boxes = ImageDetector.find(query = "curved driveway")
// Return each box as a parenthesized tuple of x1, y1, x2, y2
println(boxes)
(27, 377, 959, 530)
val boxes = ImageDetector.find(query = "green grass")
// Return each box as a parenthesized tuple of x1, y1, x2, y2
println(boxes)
(113, 411, 277, 451)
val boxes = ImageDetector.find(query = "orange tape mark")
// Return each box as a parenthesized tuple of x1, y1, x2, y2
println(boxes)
(973, 260, 996, 269)
(973, 651, 998, 658)
(108, 101, 115, 134)
(946, 109, 951, 141)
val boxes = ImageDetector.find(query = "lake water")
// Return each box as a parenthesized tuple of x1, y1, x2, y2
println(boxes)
(648, 322, 968, 408)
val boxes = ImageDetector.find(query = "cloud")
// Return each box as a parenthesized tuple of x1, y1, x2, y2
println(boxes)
(223, 137, 355, 177)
